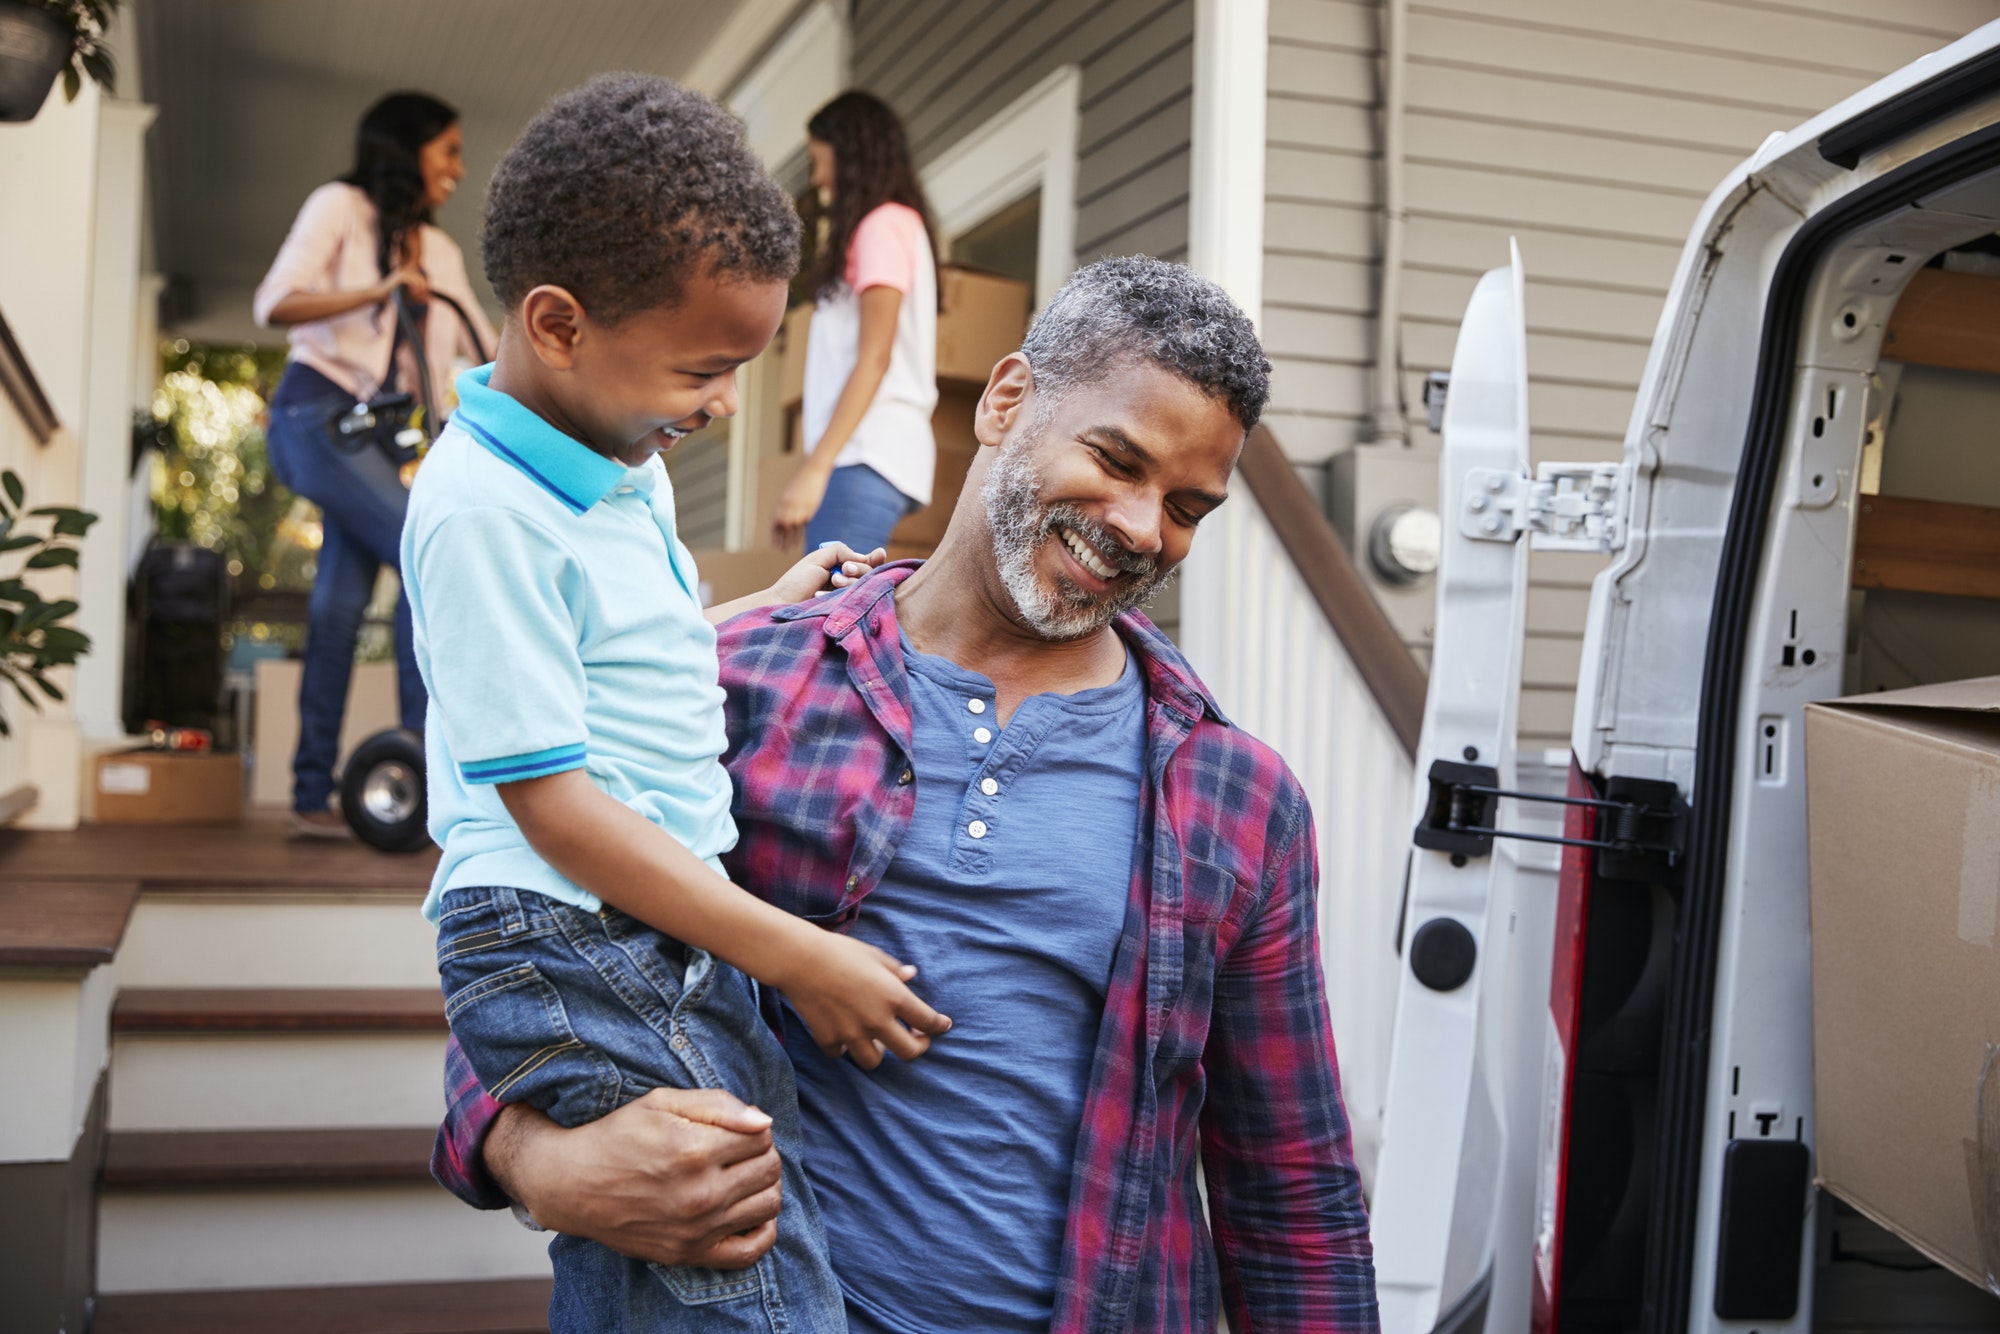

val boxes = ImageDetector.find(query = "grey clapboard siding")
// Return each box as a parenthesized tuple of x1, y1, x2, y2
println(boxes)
(664, 429, 731, 551)
(1265, 0, 2000, 747)
(852, 0, 1194, 267)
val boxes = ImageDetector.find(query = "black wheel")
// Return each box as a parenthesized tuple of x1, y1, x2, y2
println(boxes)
(339, 728, 431, 854)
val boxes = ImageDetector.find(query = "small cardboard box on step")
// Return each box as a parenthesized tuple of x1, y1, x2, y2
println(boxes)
(1807, 676, 2000, 1291)
(95, 748, 243, 823)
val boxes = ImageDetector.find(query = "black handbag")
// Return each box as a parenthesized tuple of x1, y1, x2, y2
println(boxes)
(325, 287, 489, 467)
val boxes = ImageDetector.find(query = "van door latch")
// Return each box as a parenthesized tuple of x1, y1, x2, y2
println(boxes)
(1413, 760, 1686, 881)
(1460, 462, 1631, 552)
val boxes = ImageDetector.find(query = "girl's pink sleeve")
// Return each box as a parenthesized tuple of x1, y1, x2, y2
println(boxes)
(844, 203, 925, 295)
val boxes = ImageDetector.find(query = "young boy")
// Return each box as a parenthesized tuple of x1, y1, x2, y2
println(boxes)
(405, 75, 950, 1333)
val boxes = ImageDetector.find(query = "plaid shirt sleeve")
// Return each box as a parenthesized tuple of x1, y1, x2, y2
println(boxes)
(1199, 778, 1381, 1333)
(431, 1031, 514, 1211)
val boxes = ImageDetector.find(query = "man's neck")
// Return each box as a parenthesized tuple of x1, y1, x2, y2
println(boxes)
(896, 525, 1128, 725)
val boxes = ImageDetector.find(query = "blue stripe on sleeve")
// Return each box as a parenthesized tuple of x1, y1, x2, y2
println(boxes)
(459, 744, 589, 784)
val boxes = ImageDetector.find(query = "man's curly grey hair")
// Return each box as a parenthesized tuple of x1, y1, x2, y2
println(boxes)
(1017, 256, 1271, 430)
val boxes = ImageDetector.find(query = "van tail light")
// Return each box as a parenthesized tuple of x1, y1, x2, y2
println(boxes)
(1531, 756, 1598, 1333)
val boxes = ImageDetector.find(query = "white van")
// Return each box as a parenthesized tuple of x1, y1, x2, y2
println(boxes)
(1366, 21, 2000, 1334)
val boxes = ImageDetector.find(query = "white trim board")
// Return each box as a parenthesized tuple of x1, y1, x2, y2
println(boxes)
(921, 65, 1080, 312)
(725, 0, 849, 172)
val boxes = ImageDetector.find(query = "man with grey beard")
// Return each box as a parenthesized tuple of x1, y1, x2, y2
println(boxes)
(432, 256, 1380, 1334)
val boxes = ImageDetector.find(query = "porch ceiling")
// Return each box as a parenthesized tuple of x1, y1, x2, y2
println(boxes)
(136, 0, 741, 345)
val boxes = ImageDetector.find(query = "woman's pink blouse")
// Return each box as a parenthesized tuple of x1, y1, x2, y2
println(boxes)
(254, 182, 497, 410)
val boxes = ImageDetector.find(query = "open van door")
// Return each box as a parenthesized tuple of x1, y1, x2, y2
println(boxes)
(1370, 245, 1534, 1334)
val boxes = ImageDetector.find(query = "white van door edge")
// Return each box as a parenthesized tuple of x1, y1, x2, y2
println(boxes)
(1371, 242, 1533, 1334)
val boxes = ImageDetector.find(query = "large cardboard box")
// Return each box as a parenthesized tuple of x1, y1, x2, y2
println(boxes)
(937, 266, 1029, 387)
(251, 658, 400, 807)
(1807, 677, 2000, 1290)
(95, 749, 244, 824)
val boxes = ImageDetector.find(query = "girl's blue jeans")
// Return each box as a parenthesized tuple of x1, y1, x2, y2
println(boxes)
(265, 362, 426, 815)
(803, 464, 918, 557)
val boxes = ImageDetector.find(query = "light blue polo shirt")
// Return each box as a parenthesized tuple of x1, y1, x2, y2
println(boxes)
(402, 365, 736, 922)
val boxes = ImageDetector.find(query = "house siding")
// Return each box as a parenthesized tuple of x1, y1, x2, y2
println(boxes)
(1263, 0, 2000, 748)
(851, 0, 1194, 268)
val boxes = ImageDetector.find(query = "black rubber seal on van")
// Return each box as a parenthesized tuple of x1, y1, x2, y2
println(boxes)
(1818, 45, 2000, 169)
(1652, 116, 2000, 1334)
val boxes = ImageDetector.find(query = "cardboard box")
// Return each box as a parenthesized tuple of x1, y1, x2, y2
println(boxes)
(690, 546, 804, 610)
(889, 386, 982, 552)
(251, 658, 400, 807)
(1807, 676, 2000, 1289)
(94, 749, 244, 824)
(937, 266, 1029, 388)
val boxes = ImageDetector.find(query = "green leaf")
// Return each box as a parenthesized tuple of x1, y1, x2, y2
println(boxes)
(0, 536, 40, 553)
(81, 47, 114, 93)
(61, 62, 80, 103)
(9, 674, 41, 713)
(0, 580, 32, 605)
(18, 600, 77, 633)
(37, 627, 90, 655)
(30, 507, 98, 537)
(31, 674, 63, 702)
(25, 548, 78, 570)
(3, 472, 23, 511)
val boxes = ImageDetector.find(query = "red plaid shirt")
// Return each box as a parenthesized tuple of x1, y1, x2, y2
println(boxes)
(433, 564, 1378, 1333)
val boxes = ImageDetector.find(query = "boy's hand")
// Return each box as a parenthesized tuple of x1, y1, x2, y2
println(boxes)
(768, 542, 887, 604)
(774, 927, 951, 1070)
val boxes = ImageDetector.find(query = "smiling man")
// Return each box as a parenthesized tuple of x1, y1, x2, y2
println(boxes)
(432, 256, 1380, 1334)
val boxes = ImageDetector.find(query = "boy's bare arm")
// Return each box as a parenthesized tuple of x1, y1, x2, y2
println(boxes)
(702, 541, 886, 626)
(499, 771, 950, 1067)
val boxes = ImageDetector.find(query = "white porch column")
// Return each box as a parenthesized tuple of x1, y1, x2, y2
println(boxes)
(1181, 0, 1268, 692)
(76, 99, 157, 746)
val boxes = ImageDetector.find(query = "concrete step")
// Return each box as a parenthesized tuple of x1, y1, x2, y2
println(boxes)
(108, 989, 448, 1130)
(102, 1126, 437, 1189)
(94, 1277, 553, 1331)
(97, 1183, 552, 1294)
(117, 892, 437, 989)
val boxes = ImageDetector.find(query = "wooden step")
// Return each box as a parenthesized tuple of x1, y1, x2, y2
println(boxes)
(93, 1277, 552, 1333)
(103, 1126, 437, 1189)
(113, 988, 445, 1033)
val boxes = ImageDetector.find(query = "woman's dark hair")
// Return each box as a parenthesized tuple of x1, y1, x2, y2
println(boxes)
(805, 91, 937, 299)
(340, 91, 459, 278)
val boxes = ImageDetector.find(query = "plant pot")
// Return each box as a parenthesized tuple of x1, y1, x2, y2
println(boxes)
(0, 1, 69, 124)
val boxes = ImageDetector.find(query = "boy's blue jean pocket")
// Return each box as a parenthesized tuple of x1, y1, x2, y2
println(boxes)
(436, 885, 846, 1334)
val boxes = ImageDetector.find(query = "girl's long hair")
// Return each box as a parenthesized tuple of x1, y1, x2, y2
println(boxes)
(806, 91, 937, 300)
(340, 91, 458, 278)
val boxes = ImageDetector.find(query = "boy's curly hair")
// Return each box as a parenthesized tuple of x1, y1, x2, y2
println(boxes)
(482, 74, 802, 324)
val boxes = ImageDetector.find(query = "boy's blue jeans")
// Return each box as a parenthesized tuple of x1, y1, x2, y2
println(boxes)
(436, 885, 846, 1334)
(265, 363, 426, 815)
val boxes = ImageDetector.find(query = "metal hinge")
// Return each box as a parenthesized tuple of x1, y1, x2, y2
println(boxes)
(1413, 760, 1687, 882)
(1460, 462, 1631, 552)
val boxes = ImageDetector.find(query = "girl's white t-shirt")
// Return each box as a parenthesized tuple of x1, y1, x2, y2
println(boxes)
(801, 202, 939, 506)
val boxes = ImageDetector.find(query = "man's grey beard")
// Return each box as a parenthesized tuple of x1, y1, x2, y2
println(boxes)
(980, 434, 1171, 640)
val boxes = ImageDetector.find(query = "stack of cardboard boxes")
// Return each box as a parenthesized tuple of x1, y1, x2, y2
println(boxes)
(691, 265, 1029, 607)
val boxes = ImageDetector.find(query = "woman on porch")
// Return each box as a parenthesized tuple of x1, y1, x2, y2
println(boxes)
(254, 91, 496, 838)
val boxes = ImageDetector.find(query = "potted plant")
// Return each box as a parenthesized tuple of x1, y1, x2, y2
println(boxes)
(0, 470, 95, 734)
(0, 0, 118, 123)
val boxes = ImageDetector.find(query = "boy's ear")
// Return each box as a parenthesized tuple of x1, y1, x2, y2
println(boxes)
(518, 285, 588, 370)
(974, 353, 1034, 450)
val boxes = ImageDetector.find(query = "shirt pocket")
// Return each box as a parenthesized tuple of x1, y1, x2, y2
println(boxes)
(1155, 858, 1238, 1071)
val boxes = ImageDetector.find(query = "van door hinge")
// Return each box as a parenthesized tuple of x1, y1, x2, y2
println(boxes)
(1413, 760, 1687, 883)
(1460, 462, 1631, 552)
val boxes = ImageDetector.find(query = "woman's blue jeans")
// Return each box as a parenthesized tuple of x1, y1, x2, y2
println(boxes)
(265, 363, 425, 815)
(803, 464, 918, 557)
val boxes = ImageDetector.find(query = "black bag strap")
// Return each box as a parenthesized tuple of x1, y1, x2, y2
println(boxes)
(432, 291, 492, 365)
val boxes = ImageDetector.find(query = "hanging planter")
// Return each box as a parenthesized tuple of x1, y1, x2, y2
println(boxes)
(0, 0, 118, 124)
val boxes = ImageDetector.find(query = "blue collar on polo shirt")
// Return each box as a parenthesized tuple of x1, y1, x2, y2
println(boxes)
(451, 364, 629, 515)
